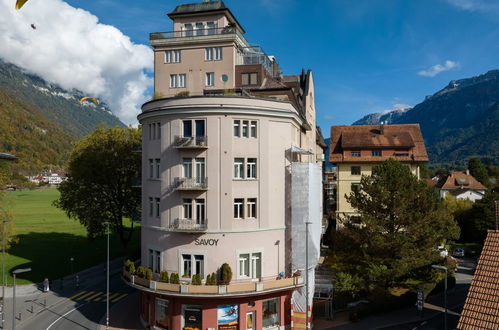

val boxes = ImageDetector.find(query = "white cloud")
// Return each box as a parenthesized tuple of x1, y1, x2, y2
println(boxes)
(418, 60, 459, 77)
(444, 0, 499, 12)
(0, 0, 153, 125)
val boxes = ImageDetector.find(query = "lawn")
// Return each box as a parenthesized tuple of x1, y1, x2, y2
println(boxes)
(2, 188, 140, 285)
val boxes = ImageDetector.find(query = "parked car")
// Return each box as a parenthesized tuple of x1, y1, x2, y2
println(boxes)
(437, 246, 448, 258)
(453, 247, 465, 258)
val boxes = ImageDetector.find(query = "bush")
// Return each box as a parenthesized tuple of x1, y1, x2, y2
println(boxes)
(136, 266, 146, 279)
(175, 91, 190, 97)
(192, 273, 202, 285)
(145, 268, 153, 280)
(221, 263, 232, 284)
(124, 259, 135, 274)
(210, 272, 217, 285)
(334, 272, 363, 299)
(206, 274, 211, 285)
(159, 271, 169, 283)
(170, 272, 179, 284)
(153, 91, 164, 99)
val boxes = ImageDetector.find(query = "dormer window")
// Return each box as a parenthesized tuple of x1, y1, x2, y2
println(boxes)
(184, 24, 193, 37)
(207, 22, 216, 35)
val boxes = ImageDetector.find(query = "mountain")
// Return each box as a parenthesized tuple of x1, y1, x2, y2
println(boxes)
(0, 59, 126, 173)
(354, 107, 410, 126)
(353, 70, 499, 166)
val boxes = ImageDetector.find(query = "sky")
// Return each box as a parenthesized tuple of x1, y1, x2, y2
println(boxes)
(1, 0, 499, 134)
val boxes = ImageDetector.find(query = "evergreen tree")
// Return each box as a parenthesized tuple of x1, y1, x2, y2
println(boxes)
(468, 157, 489, 186)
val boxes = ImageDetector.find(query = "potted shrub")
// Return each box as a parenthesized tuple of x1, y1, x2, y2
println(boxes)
(206, 274, 211, 286)
(170, 273, 179, 284)
(192, 274, 202, 285)
(123, 259, 135, 276)
(221, 263, 232, 284)
(136, 266, 146, 279)
(145, 268, 153, 281)
(159, 271, 169, 283)
(210, 272, 217, 285)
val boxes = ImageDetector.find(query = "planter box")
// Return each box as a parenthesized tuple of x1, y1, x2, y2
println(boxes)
(134, 276, 150, 288)
(227, 282, 256, 293)
(188, 285, 218, 294)
(264, 278, 294, 290)
(156, 282, 180, 292)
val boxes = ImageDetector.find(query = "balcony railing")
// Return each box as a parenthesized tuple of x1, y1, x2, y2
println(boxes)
(150, 27, 242, 40)
(170, 218, 207, 232)
(123, 270, 304, 297)
(174, 136, 208, 148)
(174, 177, 208, 190)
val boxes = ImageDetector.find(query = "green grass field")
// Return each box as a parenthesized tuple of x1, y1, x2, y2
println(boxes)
(3, 188, 140, 285)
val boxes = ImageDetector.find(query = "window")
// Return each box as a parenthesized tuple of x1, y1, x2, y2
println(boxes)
(181, 254, 204, 278)
(149, 123, 160, 140)
(241, 72, 258, 85)
(195, 158, 205, 184)
(149, 159, 154, 179)
(182, 305, 202, 330)
(247, 158, 257, 179)
(149, 197, 153, 216)
(351, 166, 361, 175)
(195, 22, 204, 36)
(183, 120, 192, 137)
(250, 121, 257, 137)
(148, 249, 161, 273)
(155, 198, 160, 217)
(351, 151, 361, 157)
(247, 198, 257, 218)
(183, 158, 192, 178)
(242, 120, 249, 137)
(157, 122, 161, 139)
(184, 24, 193, 37)
(195, 120, 205, 137)
(207, 21, 216, 34)
(155, 159, 161, 179)
(238, 252, 261, 279)
(234, 158, 244, 179)
(205, 48, 213, 61)
(234, 198, 244, 218)
(178, 74, 186, 88)
(233, 120, 241, 137)
(174, 50, 181, 63)
(206, 72, 214, 86)
(262, 298, 280, 328)
(155, 299, 170, 329)
(195, 199, 205, 223)
(215, 47, 223, 60)
(170, 74, 177, 88)
(164, 51, 172, 64)
(351, 183, 360, 193)
(183, 199, 192, 219)
(372, 150, 382, 156)
(351, 216, 362, 224)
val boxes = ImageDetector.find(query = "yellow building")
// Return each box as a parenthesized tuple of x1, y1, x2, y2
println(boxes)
(329, 124, 429, 222)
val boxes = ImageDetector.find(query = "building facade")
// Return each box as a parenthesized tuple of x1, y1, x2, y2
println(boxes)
(431, 171, 487, 202)
(127, 2, 324, 329)
(329, 124, 429, 222)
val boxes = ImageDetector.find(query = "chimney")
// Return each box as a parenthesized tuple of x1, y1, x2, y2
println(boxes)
(380, 122, 384, 135)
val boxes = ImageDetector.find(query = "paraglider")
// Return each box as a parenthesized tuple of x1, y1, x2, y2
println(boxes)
(15, 0, 29, 10)
(30, 24, 36, 30)
(79, 97, 100, 105)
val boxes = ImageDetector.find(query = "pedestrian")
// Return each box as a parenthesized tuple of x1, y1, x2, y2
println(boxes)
(43, 278, 50, 292)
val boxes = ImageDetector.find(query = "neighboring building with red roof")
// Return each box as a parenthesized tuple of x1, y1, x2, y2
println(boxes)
(329, 124, 429, 221)
(434, 171, 487, 202)
(457, 230, 499, 329)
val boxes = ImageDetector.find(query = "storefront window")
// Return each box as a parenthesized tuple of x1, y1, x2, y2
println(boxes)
(155, 298, 169, 329)
(262, 297, 280, 328)
(182, 304, 202, 330)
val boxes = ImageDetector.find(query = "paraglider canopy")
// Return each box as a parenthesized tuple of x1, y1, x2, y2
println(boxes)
(79, 97, 100, 105)
(15, 0, 29, 10)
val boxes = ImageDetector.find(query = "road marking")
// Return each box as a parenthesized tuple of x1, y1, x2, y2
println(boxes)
(67, 291, 87, 300)
(111, 293, 128, 303)
(85, 292, 104, 301)
(46, 304, 87, 330)
(97, 292, 119, 302)
(74, 291, 95, 300)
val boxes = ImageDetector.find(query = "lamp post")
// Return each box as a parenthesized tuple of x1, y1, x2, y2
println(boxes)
(103, 222, 110, 330)
(305, 221, 312, 330)
(1, 218, 11, 329)
(432, 265, 448, 330)
(70, 257, 74, 276)
(12, 268, 31, 330)
(275, 240, 280, 277)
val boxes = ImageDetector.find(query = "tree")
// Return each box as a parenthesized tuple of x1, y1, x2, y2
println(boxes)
(54, 126, 141, 251)
(463, 188, 499, 242)
(0, 162, 17, 249)
(468, 157, 489, 187)
(339, 159, 459, 290)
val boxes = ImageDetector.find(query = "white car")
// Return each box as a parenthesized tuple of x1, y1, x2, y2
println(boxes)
(438, 246, 448, 258)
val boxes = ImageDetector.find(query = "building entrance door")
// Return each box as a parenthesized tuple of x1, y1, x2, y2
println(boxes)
(246, 311, 255, 330)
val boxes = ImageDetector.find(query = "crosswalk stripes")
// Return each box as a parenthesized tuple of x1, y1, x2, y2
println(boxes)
(68, 291, 128, 303)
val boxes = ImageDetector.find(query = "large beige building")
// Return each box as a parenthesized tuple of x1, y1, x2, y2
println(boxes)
(127, 2, 325, 329)
(329, 124, 429, 222)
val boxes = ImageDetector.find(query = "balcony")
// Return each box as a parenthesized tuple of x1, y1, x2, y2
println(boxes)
(150, 27, 246, 47)
(174, 177, 208, 191)
(123, 271, 304, 298)
(170, 218, 207, 232)
(174, 136, 208, 149)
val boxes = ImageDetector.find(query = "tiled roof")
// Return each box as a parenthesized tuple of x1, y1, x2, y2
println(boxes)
(329, 124, 429, 163)
(439, 171, 488, 190)
(169, 1, 227, 15)
(457, 230, 499, 329)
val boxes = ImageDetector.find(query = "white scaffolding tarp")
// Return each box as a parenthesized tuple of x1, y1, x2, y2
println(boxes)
(289, 162, 322, 313)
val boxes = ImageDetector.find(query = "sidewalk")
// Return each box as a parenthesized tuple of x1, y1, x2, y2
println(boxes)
(1, 257, 126, 328)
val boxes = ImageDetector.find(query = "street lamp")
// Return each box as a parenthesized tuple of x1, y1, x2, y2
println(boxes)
(305, 221, 312, 330)
(432, 265, 448, 330)
(103, 222, 110, 330)
(12, 268, 31, 330)
(70, 257, 74, 275)
(1, 218, 11, 329)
